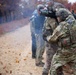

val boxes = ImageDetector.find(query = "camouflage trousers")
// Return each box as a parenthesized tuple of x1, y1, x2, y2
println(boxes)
(50, 48, 76, 75)
(35, 33, 45, 63)
(43, 42, 58, 73)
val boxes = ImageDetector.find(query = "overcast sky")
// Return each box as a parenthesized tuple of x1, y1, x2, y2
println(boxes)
(68, 0, 76, 3)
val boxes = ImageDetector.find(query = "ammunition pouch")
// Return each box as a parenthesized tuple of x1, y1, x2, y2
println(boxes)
(58, 37, 71, 48)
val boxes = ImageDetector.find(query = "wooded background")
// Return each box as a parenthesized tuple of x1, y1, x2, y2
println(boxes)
(0, 0, 75, 24)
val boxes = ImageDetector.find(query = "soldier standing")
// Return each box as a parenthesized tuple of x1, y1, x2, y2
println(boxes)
(47, 8, 76, 75)
(42, 0, 65, 75)
(30, 4, 45, 66)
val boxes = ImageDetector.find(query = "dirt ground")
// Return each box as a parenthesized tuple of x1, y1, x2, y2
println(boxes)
(0, 19, 44, 75)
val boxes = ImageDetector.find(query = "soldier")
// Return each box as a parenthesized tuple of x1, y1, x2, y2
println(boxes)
(47, 8, 76, 75)
(42, 0, 65, 75)
(30, 4, 45, 66)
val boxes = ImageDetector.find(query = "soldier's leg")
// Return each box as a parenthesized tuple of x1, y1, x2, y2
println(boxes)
(50, 53, 65, 75)
(30, 20, 36, 59)
(42, 42, 57, 75)
(35, 34, 44, 67)
(50, 55, 76, 75)
(31, 33, 36, 58)
(39, 34, 45, 60)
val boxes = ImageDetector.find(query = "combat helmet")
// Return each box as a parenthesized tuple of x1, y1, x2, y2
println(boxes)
(37, 4, 44, 11)
(56, 8, 71, 21)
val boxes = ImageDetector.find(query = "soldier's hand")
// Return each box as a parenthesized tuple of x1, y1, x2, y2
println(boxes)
(46, 36, 52, 42)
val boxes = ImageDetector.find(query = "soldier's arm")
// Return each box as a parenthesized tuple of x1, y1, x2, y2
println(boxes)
(42, 18, 53, 41)
(47, 24, 64, 42)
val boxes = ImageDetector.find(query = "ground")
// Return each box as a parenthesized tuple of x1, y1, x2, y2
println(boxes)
(0, 19, 44, 75)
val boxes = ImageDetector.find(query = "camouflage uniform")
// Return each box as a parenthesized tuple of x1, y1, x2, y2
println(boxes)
(47, 8, 76, 75)
(43, 17, 58, 74)
(42, 2, 65, 74)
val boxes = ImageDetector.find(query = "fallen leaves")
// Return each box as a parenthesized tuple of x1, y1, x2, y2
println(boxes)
(0, 61, 3, 65)
(10, 70, 12, 74)
(5, 70, 8, 73)
(29, 52, 31, 54)
(19, 53, 21, 56)
(15, 59, 20, 63)
(23, 58, 27, 61)
(3, 66, 6, 69)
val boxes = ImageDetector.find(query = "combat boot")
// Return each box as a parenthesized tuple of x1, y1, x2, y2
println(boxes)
(32, 55, 36, 59)
(36, 62, 44, 67)
(42, 72, 48, 75)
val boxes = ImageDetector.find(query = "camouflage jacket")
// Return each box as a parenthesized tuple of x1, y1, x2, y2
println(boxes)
(42, 17, 57, 41)
(47, 15, 76, 48)
(49, 9, 76, 75)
